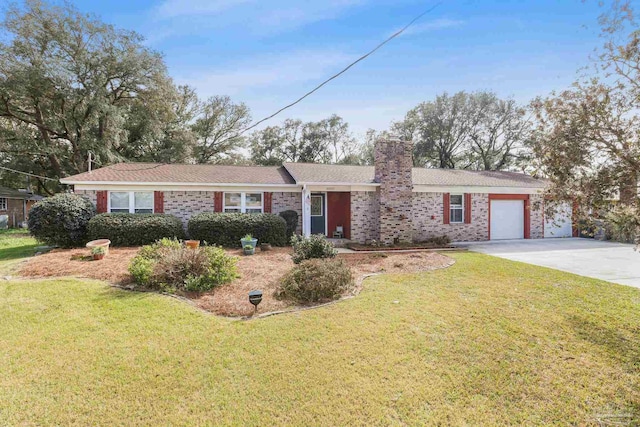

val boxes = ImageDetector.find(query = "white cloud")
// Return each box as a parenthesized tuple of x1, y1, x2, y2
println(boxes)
(176, 50, 355, 98)
(155, 0, 252, 20)
(151, 0, 368, 36)
(394, 18, 464, 37)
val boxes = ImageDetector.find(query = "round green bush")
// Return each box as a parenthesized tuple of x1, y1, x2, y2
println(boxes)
(27, 193, 96, 247)
(290, 234, 338, 264)
(128, 239, 238, 292)
(188, 213, 287, 247)
(87, 213, 185, 247)
(276, 258, 353, 304)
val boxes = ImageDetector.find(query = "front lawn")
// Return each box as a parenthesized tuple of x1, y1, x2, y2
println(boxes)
(17, 245, 453, 316)
(0, 243, 638, 424)
(0, 229, 37, 274)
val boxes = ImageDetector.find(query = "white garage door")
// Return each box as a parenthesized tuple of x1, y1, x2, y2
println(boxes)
(544, 202, 573, 238)
(490, 200, 524, 240)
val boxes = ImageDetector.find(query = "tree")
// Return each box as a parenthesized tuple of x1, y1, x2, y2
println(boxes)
(397, 91, 530, 169)
(464, 92, 531, 171)
(397, 92, 473, 168)
(249, 115, 359, 165)
(0, 0, 179, 193)
(319, 114, 357, 163)
(530, 0, 640, 215)
(119, 84, 199, 163)
(191, 95, 251, 164)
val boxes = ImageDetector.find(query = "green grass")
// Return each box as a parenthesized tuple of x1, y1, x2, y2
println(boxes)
(0, 239, 639, 425)
(0, 230, 38, 274)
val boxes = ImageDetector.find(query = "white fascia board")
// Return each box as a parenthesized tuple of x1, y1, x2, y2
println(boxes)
(412, 185, 544, 194)
(71, 182, 302, 192)
(297, 181, 379, 186)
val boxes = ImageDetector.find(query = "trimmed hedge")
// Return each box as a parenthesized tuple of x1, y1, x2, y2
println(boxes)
(28, 193, 96, 248)
(188, 213, 287, 247)
(87, 213, 185, 247)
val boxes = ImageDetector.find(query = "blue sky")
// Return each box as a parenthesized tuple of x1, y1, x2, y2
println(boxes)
(67, 0, 605, 137)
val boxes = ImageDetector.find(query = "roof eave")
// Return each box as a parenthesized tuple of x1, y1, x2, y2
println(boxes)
(60, 179, 299, 187)
(297, 181, 379, 186)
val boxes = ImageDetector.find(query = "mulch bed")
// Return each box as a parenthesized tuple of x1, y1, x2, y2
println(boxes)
(17, 246, 454, 317)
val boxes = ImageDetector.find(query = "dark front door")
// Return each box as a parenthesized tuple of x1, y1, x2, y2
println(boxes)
(310, 193, 326, 235)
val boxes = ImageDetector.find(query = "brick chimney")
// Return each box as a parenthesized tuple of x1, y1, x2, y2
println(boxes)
(374, 137, 413, 244)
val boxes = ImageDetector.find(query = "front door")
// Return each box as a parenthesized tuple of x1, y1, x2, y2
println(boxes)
(310, 193, 326, 235)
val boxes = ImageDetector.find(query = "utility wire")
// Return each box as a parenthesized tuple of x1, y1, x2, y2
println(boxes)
(224, 2, 442, 140)
(0, 165, 59, 182)
(2, 4, 441, 174)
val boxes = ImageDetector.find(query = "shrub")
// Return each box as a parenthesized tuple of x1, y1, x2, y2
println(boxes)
(187, 213, 287, 247)
(290, 234, 337, 264)
(27, 193, 96, 247)
(128, 239, 238, 292)
(87, 213, 185, 246)
(279, 210, 299, 238)
(424, 235, 451, 246)
(605, 205, 640, 243)
(276, 259, 353, 303)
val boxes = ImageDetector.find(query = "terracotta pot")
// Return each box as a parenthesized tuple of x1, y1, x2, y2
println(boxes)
(186, 240, 200, 249)
(93, 253, 105, 261)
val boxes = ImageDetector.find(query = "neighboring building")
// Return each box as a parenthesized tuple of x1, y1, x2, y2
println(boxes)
(61, 139, 571, 244)
(0, 187, 43, 228)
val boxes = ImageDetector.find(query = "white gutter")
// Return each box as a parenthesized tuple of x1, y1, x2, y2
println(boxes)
(59, 179, 301, 188)
(296, 181, 379, 186)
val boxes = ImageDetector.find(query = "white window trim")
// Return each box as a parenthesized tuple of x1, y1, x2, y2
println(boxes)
(108, 191, 154, 214)
(449, 194, 464, 224)
(223, 192, 264, 213)
(0, 198, 6, 211)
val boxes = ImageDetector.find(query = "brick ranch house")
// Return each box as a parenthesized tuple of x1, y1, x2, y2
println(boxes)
(60, 139, 572, 244)
(0, 186, 43, 228)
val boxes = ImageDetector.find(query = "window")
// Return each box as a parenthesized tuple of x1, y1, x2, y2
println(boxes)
(223, 192, 263, 214)
(134, 192, 153, 214)
(109, 192, 130, 213)
(109, 192, 154, 214)
(0, 198, 6, 211)
(310, 195, 323, 216)
(449, 194, 464, 223)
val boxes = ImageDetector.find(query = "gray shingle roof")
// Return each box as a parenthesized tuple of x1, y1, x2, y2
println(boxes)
(284, 162, 544, 188)
(283, 162, 376, 184)
(0, 186, 43, 200)
(61, 161, 544, 188)
(61, 163, 296, 185)
(411, 168, 545, 188)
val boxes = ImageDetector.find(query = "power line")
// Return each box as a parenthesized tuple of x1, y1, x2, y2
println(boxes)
(242, 3, 441, 133)
(0, 165, 59, 182)
(214, 2, 442, 146)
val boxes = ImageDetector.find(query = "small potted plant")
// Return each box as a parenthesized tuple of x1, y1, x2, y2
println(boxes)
(243, 244, 255, 255)
(240, 233, 258, 250)
(91, 246, 106, 261)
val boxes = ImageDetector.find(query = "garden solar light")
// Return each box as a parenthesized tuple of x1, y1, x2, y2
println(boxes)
(248, 290, 263, 314)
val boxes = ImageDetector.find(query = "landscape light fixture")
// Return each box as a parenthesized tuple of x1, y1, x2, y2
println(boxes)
(248, 290, 263, 315)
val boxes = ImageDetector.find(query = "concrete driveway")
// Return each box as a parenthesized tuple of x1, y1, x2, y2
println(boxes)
(462, 238, 640, 288)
